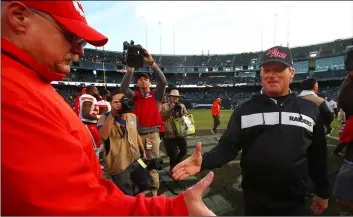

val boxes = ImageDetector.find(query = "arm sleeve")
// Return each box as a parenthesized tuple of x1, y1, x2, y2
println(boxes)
(161, 104, 172, 121)
(97, 113, 107, 130)
(318, 101, 334, 126)
(201, 108, 243, 170)
(120, 69, 136, 100)
(307, 111, 330, 199)
(1, 99, 188, 216)
(152, 65, 167, 101)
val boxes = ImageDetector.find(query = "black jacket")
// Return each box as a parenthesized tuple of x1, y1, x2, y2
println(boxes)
(201, 92, 329, 204)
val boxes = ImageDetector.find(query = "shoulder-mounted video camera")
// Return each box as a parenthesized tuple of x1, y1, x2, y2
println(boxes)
(121, 40, 145, 69)
(345, 45, 353, 71)
(119, 95, 135, 114)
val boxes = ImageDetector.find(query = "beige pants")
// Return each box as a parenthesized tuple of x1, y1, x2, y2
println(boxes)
(140, 132, 160, 195)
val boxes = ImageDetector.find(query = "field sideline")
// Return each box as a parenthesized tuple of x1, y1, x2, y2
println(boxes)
(189, 109, 340, 138)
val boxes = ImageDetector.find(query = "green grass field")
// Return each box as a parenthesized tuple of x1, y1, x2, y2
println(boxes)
(190, 109, 340, 138)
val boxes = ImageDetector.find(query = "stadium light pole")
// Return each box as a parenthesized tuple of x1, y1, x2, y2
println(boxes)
(102, 46, 106, 89)
(159, 20, 162, 55)
(261, 22, 264, 51)
(285, 6, 294, 47)
(173, 26, 175, 56)
(273, 13, 277, 46)
(139, 16, 148, 49)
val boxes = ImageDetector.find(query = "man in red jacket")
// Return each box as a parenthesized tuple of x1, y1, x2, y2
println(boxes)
(1, 1, 215, 216)
(211, 98, 222, 134)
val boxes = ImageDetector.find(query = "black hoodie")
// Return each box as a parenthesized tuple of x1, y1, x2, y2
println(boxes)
(201, 91, 329, 205)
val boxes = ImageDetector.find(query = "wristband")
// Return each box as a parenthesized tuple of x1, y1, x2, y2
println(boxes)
(97, 115, 101, 120)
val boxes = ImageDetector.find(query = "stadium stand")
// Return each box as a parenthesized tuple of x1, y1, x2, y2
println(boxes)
(54, 37, 352, 109)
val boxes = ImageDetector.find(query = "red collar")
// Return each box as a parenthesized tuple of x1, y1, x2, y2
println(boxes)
(1, 37, 66, 82)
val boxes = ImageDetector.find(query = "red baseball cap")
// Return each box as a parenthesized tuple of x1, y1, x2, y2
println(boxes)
(21, 1, 108, 47)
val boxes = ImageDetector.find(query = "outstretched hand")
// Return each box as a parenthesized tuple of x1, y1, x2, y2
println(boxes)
(172, 142, 203, 180)
(183, 171, 216, 216)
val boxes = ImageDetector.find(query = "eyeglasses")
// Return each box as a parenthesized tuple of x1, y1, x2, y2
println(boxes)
(29, 8, 87, 48)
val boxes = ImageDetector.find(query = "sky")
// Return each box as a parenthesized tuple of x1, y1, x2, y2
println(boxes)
(81, 1, 353, 55)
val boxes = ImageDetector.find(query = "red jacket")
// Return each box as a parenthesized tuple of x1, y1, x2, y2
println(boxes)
(211, 98, 221, 116)
(133, 91, 164, 128)
(340, 115, 353, 143)
(1, 38, 188, 216)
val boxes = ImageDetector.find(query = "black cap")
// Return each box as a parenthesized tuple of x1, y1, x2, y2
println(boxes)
(136, 73, 150, 79)
(259, 46, 294, 67)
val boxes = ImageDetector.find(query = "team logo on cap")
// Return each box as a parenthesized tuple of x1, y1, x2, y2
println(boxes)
(73, 0, 85, 17)
(266, 48, 287, 59)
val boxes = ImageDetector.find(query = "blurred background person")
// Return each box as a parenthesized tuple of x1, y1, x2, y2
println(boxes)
(79, 85, 102, 151)
(325, 96, 338, 118)
(299, 77, 334, 134)
(211, 98, 221, 134)
(74, 87, 86, 116)
(160, 89, 188, 172)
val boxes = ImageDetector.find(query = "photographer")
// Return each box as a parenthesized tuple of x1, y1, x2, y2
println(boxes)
(160, 89, 188, 171)
(97, 90, 149, 196)
(120, 48, 166, 196)
(333, 45, 353, 214)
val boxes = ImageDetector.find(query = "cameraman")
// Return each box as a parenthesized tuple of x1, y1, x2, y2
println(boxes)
(333, 45, 353, 214)
(160, 89, 188, 171)
(97, 90, 150, 196)
(120, 48, 166, 195)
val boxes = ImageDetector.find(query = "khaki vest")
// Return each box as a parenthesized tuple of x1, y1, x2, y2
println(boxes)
(103, 113, 140, 176)
(301, 94, 325, 107)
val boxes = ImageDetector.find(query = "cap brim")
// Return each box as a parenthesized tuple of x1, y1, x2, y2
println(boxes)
(52, 15, 108, 47)
(259, 60, 292, 68)
(169, 94, 182, 97)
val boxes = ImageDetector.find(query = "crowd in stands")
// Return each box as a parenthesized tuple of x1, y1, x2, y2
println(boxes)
(55, 81, 342, 111)
(55, 38, 351, 109)
(78, 38, 351, 67)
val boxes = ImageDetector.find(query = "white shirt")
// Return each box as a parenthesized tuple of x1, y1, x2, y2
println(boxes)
(98, 100, 111, 112)
(299, 90, 317, 97)
(79, 94, 99, 123)
(325, 100, 337, 113)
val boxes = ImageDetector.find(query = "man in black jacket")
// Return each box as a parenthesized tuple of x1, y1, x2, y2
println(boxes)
(172, 46, 329, 216)
(299, 77, 334, 134)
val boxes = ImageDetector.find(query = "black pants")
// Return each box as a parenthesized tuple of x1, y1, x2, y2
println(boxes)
(111, 161, 150, 196)
(243, 189, 307, 216)
(212, 115, 220, 132)
(164, 137, 188, 170)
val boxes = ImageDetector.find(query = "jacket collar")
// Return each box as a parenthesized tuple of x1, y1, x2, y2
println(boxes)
(1, 37, 66, 82)
(256, 88, 297, 104)
(259, 88, 296, 98)
(299, 90, 317, 97)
